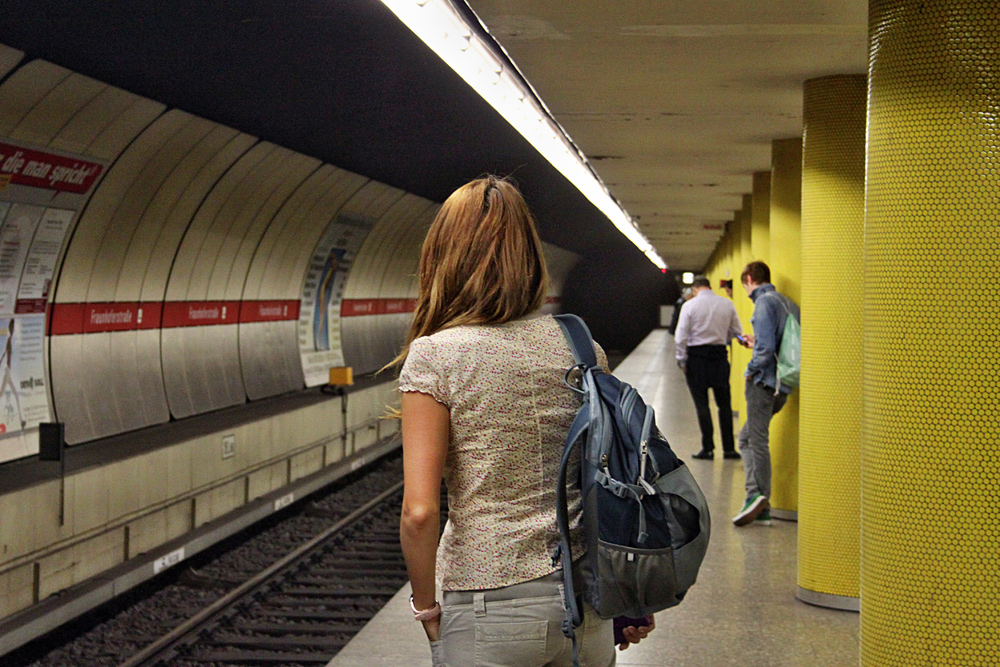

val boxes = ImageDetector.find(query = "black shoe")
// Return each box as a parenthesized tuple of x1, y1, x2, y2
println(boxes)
(723, 450, 741, 459)
(691, 449, 714, 460)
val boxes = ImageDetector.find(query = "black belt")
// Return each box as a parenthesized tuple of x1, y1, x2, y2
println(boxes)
(687, 344, 727, 355)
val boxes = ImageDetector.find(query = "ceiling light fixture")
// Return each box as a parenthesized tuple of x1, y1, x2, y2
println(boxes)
(380, 0, 667, 269)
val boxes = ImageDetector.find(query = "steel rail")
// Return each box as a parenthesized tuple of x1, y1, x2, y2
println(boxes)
(116, 479, 406, 667)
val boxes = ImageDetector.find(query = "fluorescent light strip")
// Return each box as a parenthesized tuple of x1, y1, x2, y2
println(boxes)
(381, 0, 667, 269)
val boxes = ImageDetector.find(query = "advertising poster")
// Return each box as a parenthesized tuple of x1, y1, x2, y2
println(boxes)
(298, 215, 374, 386)
(18, 208, 74, 312)
(0, 139, 105, 463)
(0, 203, 44, 315)
(0, 206, 74, 435)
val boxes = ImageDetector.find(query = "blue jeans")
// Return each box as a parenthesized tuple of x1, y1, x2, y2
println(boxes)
(739, 380, 787, 501)
(434, 571, 616, 667)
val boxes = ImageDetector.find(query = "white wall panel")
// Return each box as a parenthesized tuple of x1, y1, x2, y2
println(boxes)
(0, 60, 71, 137)
(164, 143, 275, 301)
(118, 124, 247, 299)
(341, 194, 435, 374)
(334, 181, 406, 235)
(271, 169, 371, 298)
(49, 334, 97, 443)
(239, 321, 298, 399)
(163, 144, 320, 418)
(83, 97, 165, 161)
(48, 111, 186, 443)
(56, 110, 191, 303)
(91, 113, 215, 439)
(218, 152, 321, 300)
(0, 43, 24, 79)
(7, 73, 105, 147)
(26, 80, 166, 444)
(54, 112, 232, 442)
(88, 113, 214, 299)
(139, 131, 257, 302)
(241, 166, 367, 400)
(161, 143, 274, 419)
(50, 87, 158, 158)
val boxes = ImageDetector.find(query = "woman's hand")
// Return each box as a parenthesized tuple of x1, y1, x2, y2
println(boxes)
(422, 617, 441, 642)
(618, 615, 655, 650)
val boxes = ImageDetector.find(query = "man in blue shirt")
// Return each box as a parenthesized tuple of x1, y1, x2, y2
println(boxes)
(732, 261, 801, 527)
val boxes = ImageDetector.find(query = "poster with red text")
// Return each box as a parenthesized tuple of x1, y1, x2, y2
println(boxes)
(0, 140, 106, 463)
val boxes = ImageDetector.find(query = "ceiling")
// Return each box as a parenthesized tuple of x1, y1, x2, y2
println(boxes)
(466, 0, 869, 269)
(0, 0, 651, 267)
(0, 0, 869, 272)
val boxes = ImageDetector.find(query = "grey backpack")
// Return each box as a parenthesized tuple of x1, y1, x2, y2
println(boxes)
(553, 315, 711, 662)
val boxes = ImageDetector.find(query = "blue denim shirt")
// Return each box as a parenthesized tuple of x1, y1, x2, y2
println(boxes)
(746, 284, 800, 393)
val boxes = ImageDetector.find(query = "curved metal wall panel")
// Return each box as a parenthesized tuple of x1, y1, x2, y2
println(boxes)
(0, 43, 23, 79)
(343, 194, 433, 372)
(125, 123, 255, 439)
(241, 165, 368, 400)
(49, 86, 162, 161)
(6, 73, 106, 148)
(160, 142, 273, 418)
(53, 110, 198, 442)
(93, 113, 224, 440)
(138, 132, 258, 304)
(6, 70, 164, 444)
(0, 60, 71, 138)
(162, 143, 320, 418)
(340, 189, 428, 375)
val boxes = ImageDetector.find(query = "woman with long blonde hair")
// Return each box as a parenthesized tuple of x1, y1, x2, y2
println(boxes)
(396, 176, 626, 666)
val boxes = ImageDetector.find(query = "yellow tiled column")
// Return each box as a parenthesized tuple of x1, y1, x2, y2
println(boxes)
(750, 172, 770, 264)
(730, 210, 748, 425)
(864, 2, 1000, 664)
(797, 74, 867, 611)
(767, 142, 802, 521)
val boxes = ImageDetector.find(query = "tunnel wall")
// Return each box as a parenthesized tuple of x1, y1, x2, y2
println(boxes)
(0, 47, 597, 627)
(0, 52, 587, 453)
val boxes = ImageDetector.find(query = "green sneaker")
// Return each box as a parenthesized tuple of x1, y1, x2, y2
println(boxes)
(732, 493, 767, 526)
(755, 509, 773, 526)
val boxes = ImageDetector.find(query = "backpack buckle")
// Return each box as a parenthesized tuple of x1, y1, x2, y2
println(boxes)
(563, 364, 588, 394)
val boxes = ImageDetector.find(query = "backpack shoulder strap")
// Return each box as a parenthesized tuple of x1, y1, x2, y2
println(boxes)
(554, 314, 599, 368)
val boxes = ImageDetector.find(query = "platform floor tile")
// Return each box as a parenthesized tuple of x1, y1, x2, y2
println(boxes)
(328, 329, 859, 667)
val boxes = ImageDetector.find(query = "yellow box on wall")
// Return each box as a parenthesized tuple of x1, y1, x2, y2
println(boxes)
(329, 366, 354, 386)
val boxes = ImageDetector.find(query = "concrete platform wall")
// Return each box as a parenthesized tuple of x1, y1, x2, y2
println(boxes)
(0, 382, 398, 622)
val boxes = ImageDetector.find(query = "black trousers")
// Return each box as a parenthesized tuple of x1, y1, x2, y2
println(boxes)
(684, 345, 735, 453)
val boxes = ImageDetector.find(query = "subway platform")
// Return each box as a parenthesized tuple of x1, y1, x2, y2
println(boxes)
(329, 329, 859, 667)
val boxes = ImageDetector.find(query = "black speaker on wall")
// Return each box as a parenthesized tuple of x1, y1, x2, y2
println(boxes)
(38, 422, 65, 462)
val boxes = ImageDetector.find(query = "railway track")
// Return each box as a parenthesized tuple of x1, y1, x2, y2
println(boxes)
(118, 481, 409, 667)
(6, 449, 444, 667)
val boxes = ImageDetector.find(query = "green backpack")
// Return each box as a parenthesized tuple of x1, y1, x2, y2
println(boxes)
(775, 298, 801, 389)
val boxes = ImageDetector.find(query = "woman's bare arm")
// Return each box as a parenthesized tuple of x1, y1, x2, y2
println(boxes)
(400, 391, 450, 641)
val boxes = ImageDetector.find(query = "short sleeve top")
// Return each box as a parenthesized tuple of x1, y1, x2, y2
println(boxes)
(398, 314, 608, 591)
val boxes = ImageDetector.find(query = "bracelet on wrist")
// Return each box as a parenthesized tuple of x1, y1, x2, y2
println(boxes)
(409, 594, 442, 621)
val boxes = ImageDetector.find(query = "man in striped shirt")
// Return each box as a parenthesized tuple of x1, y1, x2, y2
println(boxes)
(674, 277, 743, 460)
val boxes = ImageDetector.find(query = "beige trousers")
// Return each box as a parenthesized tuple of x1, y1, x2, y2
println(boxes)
(432, 571, 616, 667)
